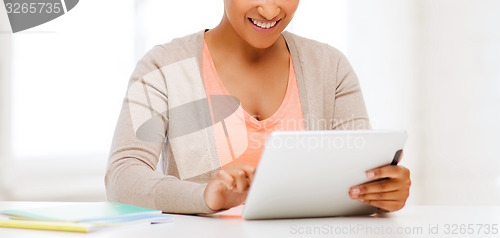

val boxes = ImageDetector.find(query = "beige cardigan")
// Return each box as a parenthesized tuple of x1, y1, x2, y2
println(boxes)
(105, 30, 370, 214)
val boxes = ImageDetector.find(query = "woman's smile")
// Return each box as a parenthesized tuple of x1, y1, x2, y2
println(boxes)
(249, 18, 281, 31)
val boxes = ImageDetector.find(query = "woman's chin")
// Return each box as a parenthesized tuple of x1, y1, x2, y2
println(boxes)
(245, 35, 282, 49)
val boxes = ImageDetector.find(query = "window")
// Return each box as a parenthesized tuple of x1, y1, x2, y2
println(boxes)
(3, 0, 136, 201)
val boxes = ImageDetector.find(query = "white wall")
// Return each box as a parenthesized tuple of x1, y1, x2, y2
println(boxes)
(420, 0, 500, 205)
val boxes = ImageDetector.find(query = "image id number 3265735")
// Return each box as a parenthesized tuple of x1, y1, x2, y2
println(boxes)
(5, 2, 62, 14)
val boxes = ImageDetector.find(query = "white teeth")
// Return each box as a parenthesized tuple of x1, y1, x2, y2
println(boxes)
(251, 18, 277, 29)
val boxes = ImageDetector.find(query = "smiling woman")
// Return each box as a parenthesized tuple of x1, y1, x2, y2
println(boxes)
(105, 0, 411, 214)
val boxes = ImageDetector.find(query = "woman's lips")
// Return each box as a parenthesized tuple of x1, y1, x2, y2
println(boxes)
(248, 18, 281, 32)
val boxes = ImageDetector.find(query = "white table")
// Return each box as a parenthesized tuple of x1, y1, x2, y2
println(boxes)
(1, 202, 499, 238)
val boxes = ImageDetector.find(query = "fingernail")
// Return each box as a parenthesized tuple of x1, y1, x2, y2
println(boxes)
(352, 188, 360, 194)
(366, 171, 375, 178)
(358, 198, 365, 202)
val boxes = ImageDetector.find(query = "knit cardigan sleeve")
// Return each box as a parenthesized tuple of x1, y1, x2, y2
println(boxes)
(331, 49, 371, 130)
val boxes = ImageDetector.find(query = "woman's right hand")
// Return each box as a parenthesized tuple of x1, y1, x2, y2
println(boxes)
(203, 163, 256, 211)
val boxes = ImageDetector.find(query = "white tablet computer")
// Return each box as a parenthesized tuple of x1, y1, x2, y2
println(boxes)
(242, 130, 407, 220)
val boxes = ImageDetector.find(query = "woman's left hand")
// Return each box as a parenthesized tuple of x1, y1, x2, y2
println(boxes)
(349, 165, 411, 212)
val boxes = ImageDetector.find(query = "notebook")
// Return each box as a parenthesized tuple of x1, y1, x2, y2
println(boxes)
(0, 202, 172, 232)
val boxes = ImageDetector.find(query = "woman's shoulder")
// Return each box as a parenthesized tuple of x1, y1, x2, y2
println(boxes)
(283, 32, 345, 57)
(156, 30, 205, 52)
(138, 30, 205, 67)
(283, 32, 350, 69)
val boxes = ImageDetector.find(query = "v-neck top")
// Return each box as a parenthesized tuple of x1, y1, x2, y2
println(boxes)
(202, 39, 305, 169)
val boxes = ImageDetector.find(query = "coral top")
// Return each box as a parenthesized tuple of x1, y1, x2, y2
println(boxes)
(202, 40, 305, 169)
